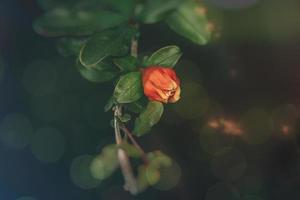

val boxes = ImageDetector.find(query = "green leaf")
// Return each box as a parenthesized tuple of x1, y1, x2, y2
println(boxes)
(102, 0, 136, 17)
(113, 56, 138, 72)
(137, 151, 172, 191)
(125, 98, 147, 114)
(56, 37, 86, 57)
(120, 142, 142, 158)
(138, 0, 183, 24)
(118, 114, 131, 123)
(79, 26, 136, 67)
(147, 45, 182, 67)
(90, 144, 119, 181)
(113, 72, 143, 103)
(104, 97, 116, 112)
(133, 101, 164, 136)
(34, 8, 127, 37)
(166, 1, 211, 45)
(76, 60, 118, 83)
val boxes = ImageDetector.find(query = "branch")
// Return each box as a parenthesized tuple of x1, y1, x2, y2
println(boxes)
(114, 106, 138, 194)
(120, 124, 149, 164)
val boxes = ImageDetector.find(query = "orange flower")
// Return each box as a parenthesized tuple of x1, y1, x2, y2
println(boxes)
(142, 66, 181, 103)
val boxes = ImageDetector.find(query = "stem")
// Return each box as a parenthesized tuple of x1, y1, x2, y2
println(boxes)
(114, 106, 138, 194)
(120, 125, 149, 164)
(131, 24, 139, 58)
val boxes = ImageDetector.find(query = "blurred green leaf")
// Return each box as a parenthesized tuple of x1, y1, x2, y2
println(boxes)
(102, 0, 136, 17)
(166, 1, 211, 45)
(113, 56, 138, 72)
(36, 0, 81, 10)
(138, 0, 183, 24)
(56, 37, 86, 57)
(76, 60, 118, 82)
(79, 26, 136, 67)
(113, 72, 143, 103)
(133, 101, 164, 136)
(34, 8, 127, 37)
(90, 144, 119, 181)
(120, 142, 142, 158)
(147, 45, 182, 67)
(137, 151, 172, 191)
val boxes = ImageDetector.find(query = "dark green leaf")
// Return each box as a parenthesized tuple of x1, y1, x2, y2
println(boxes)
(90, 144, 119, 181)
(34, 8, 127, 37)
(125, 98, 147, 114)
(79, 26, 136, 67)
(102, 0, 136, 17)
(166, 1, 211, 45)
(133, 101, 164, 136)
(76, 60, 118, 83)
(113, 72, 143, 103)
(118, 114, 131, 123)
(104, 97, 116, 112)
(138, 0, 183, 24)
(113, 56, 138, 72)
(56, 37, 86, 57)
(147, 45, 182, 67)
(120, 142, 142, 158)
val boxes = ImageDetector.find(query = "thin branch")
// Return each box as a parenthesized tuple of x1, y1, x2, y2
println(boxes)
(120, 124, 149, 164)
(114, 106, 138, 195)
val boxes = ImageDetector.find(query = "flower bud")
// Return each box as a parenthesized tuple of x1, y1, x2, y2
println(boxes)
(142, 66, 181, 103)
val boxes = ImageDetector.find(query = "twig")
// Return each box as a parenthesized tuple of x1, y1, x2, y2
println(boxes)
(114, 106, 138, 194)
(120, 124, 149, 164)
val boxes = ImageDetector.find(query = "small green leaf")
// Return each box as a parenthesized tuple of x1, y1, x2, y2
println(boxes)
(133, 101, 164, 136)
(138, 0, 183, 24)
(113, 56, 138, 72)
(113, 72, 143, 104)
(104, 97, 116, 112)
(79, 26, 136, 67)
(34, 8, 127, 37)
(120, 142, 142, 158)
(147, 45, 182, 67)
(166, 1, 211, 45)
(76, 60, 118, 83)
(56, 37, 86, 57)
(118, 114, 131, 123)
(90, 144, 119, 181)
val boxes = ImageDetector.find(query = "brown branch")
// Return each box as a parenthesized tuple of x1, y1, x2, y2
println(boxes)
(120, 124, 149, 164)
(114, 106, 138, 195)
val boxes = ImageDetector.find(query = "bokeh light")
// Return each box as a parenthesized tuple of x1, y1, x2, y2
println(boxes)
(271, 104, 298, 138)
(197, 125, 234, 156)
(205, 182, 240, 200)
(22, 60, 58, 96)
(210, 148, 247, 182)
(153, 161, 181, 191)
(172, 82, 210, 119)
(29, 93, 81, 123)
(0, 113, 33, 149)
(31, 127, 65, 163)
(70, 155, 101, 189)
(241, 108, 272, 144)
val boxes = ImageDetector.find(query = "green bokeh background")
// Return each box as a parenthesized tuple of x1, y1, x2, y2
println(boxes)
(2, 0, 300, 199)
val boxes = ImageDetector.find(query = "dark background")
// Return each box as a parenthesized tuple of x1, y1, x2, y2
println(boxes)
(1, 0, 300, 199)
